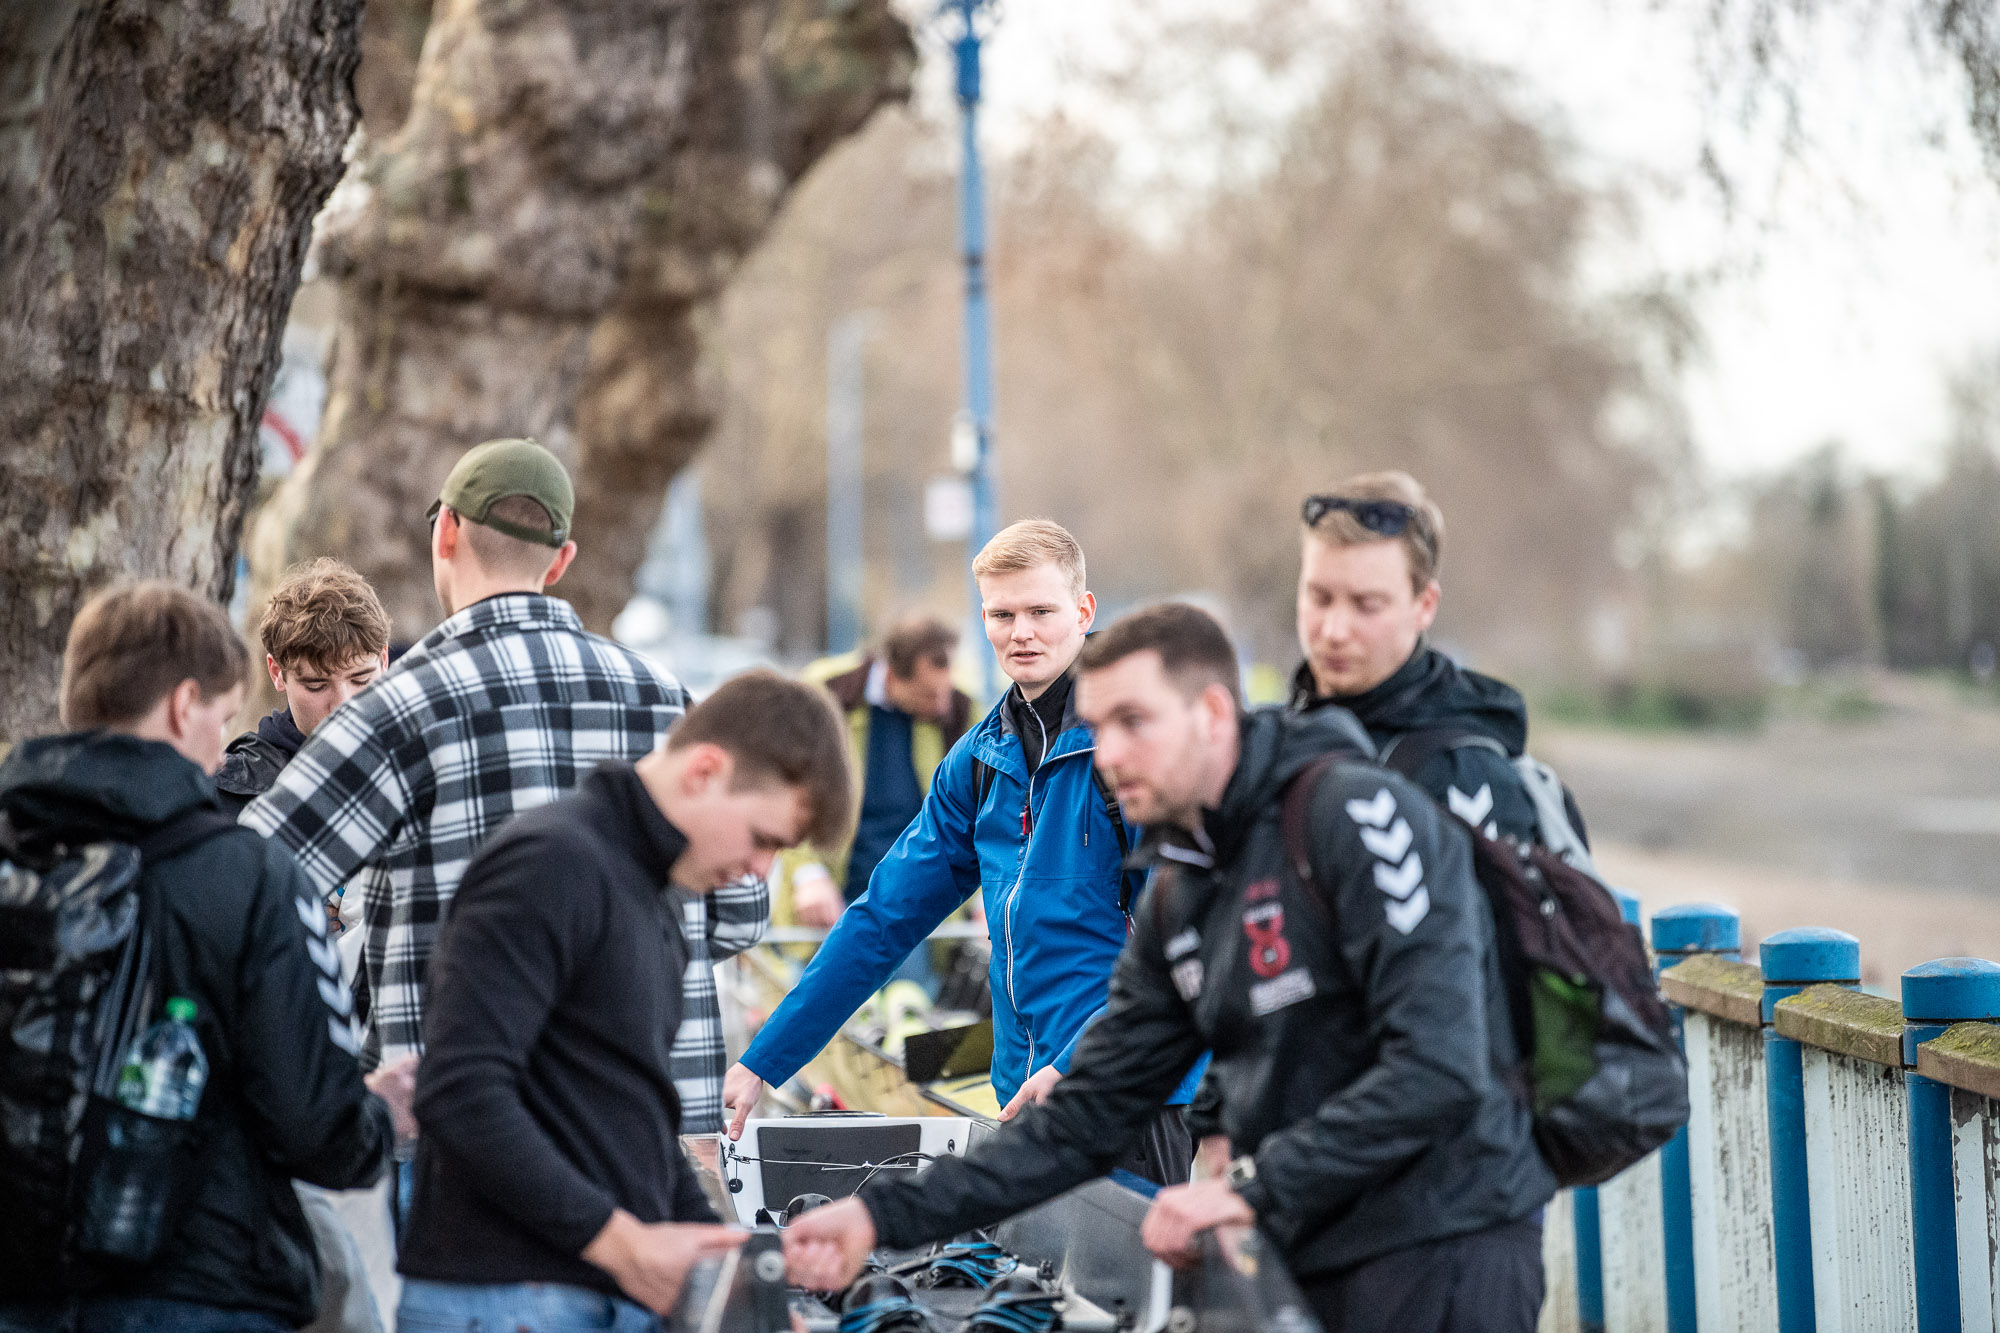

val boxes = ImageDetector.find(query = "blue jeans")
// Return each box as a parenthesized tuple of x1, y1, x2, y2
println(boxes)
(397, 1280, 663, 1332)
(0, 1298, 289, 1333)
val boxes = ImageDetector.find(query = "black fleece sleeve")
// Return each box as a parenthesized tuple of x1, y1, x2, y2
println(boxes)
(413, 831, 620, 1256)
(1232, 769, 1493, 1235)
(230, 839, 393, 1190)
(860, 888, 1206, 1249)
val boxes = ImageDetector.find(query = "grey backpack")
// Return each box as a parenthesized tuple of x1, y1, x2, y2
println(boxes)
(0, 808, 235, 1282)
(1377, 728, 1595, 870)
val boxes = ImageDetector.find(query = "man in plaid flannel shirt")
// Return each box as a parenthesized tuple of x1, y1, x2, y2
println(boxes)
(243, 439, 766, 1134)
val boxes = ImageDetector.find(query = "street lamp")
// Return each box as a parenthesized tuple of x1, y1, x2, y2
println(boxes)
(942, 0, 999, 700)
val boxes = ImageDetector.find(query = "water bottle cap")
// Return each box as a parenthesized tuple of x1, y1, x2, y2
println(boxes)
(165, 996, 196, 1022)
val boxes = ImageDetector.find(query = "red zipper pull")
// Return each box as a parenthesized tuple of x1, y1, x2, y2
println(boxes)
(1021, 800, 1031, 836)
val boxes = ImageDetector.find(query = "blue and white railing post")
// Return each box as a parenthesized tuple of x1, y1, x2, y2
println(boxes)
(1570, 885, 1640, 1332)
(1903, 959, 2000, 1332)
(1760, 928, 1860, 1333)
(1651, 903, 1740, 1333)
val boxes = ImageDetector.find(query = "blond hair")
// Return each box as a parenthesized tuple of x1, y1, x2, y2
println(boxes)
(971, 519, 1086, 598)
(259, 558, 391, 674)
(1303, 471, 1445, 593)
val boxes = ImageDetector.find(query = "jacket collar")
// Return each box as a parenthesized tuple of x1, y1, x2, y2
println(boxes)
(822, 656, 975, 747)
(586, 763, 689, 890)
(405, 592, 584, 667)
(973, 662, 1094, 783)
(0, 732, 220, 847)
(1290, 642, 1528, 756)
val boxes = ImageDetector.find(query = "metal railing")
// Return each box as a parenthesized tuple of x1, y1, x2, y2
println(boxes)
(1539, 901, 2000, 1333)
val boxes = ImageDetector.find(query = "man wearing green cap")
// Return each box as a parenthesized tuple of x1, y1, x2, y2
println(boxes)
(244, 440, 769, 1143)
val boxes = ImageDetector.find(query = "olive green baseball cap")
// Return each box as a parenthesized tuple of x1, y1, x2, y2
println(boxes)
(430, 438, 573, 548)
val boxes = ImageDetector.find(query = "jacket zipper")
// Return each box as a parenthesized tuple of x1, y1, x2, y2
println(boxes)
(1000, 707, 1105, 1077)
(1001, 701, 1051, 1025)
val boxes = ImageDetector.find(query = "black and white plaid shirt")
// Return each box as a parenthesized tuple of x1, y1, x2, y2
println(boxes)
(241, 592, 766, 1132)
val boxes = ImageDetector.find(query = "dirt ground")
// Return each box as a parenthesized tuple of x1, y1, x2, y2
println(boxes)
(1534, 674, 2000, 987)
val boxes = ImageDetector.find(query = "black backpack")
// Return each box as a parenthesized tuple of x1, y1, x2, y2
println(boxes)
(0, 807, 239, 1279)
(1281, 755, 1688, 1187)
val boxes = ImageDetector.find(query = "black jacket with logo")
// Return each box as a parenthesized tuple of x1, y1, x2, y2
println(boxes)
(0, 734, 391, 1324)
(1292, 646, 1591, 850)
(859, 706, 1553, 1278)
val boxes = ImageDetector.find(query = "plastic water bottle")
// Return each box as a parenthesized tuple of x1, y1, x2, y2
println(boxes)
(117, 996, 208, 1120)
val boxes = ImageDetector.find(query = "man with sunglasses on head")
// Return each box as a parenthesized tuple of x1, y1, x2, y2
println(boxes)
(1287, 471, 1587, 851)
(1184, 469, 1588, 1229)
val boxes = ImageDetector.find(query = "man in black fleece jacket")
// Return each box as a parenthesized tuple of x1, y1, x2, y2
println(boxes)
(0, 582, 396, 1333)
(396, 670, 853, 1330)
(784, 606, 1552, 1333)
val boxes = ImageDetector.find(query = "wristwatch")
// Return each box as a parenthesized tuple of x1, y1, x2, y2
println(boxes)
(1225, 1155, 1257, 1191)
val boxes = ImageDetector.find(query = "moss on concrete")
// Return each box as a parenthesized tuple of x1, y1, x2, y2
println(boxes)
(1662, 955, 1764, 1027)
(1773, 984, 1904, 1066)
(1916, 1021, 2000, 1099)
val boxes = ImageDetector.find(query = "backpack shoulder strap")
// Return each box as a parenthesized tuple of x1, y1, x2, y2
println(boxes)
(1280, 754, 1340, 900)
(971, 758, 995, 811)
(1089, 767, 1143, 916)
(1376, 726, 1507, 782)
(1511, 754, 1596, 872)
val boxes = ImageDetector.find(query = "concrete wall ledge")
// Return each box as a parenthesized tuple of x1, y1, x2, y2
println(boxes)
(1913, 1020, 2000, 1099)
(1772, 984, 1903, 1066)
(1661, 955, 1763, 1027)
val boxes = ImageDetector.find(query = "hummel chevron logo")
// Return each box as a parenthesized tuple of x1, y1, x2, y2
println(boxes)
(317, 974, 353, 1017)
(1385, 888, 1431, 934)
(294, 894, 329, 940)
(306, 933, 341, 980)
(1373, 852, 1424, 900)
(1447, 783, 1494, 827)
(1345, 788, 1397, 829)
(1359, 818, 1413, 863)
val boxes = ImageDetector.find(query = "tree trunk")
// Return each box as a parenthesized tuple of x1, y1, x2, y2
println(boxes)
(0, 0, 361, 747)
(252, 0, 913, 643)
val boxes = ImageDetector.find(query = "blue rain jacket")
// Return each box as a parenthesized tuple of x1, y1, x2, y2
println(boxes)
(742, 689, 1209, 1106)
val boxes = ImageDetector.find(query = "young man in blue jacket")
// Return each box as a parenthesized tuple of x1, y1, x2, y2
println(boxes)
(722, 520, 1204, 1184)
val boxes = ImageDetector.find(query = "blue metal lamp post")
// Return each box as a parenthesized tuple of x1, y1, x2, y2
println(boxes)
(1904, 958, 2000, 1332)
(1761, 928, 1861, 1333)
(944, 0, 999, 700)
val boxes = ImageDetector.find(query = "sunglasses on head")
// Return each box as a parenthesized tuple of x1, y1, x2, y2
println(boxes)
(1301, 494, 1417, 537)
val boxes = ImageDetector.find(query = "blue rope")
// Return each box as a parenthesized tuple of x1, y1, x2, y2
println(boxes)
(838, 1294, 932, 1333)
(964, 1291, 1062, 1333)
(919, 1239, 1017, 1289)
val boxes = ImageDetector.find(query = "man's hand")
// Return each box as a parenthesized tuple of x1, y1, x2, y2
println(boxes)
(792, 865, 844, 930)
(582, 1208, 747, 1314)
(998, 1065, 1062, 1121)
(780, 1197, 876, 1292)
(363, 1054, 420, 1145)
(723, 1063, 765, 1141)
(1139, 1179, 1255, 1269)
(1193, 1134, 1231, 1182)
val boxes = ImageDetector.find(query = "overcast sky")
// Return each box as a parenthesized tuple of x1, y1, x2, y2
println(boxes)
(913, 0, 2000, 484)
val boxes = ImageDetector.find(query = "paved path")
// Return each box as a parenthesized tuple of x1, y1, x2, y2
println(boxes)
(1536, 676, 2000, 984)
